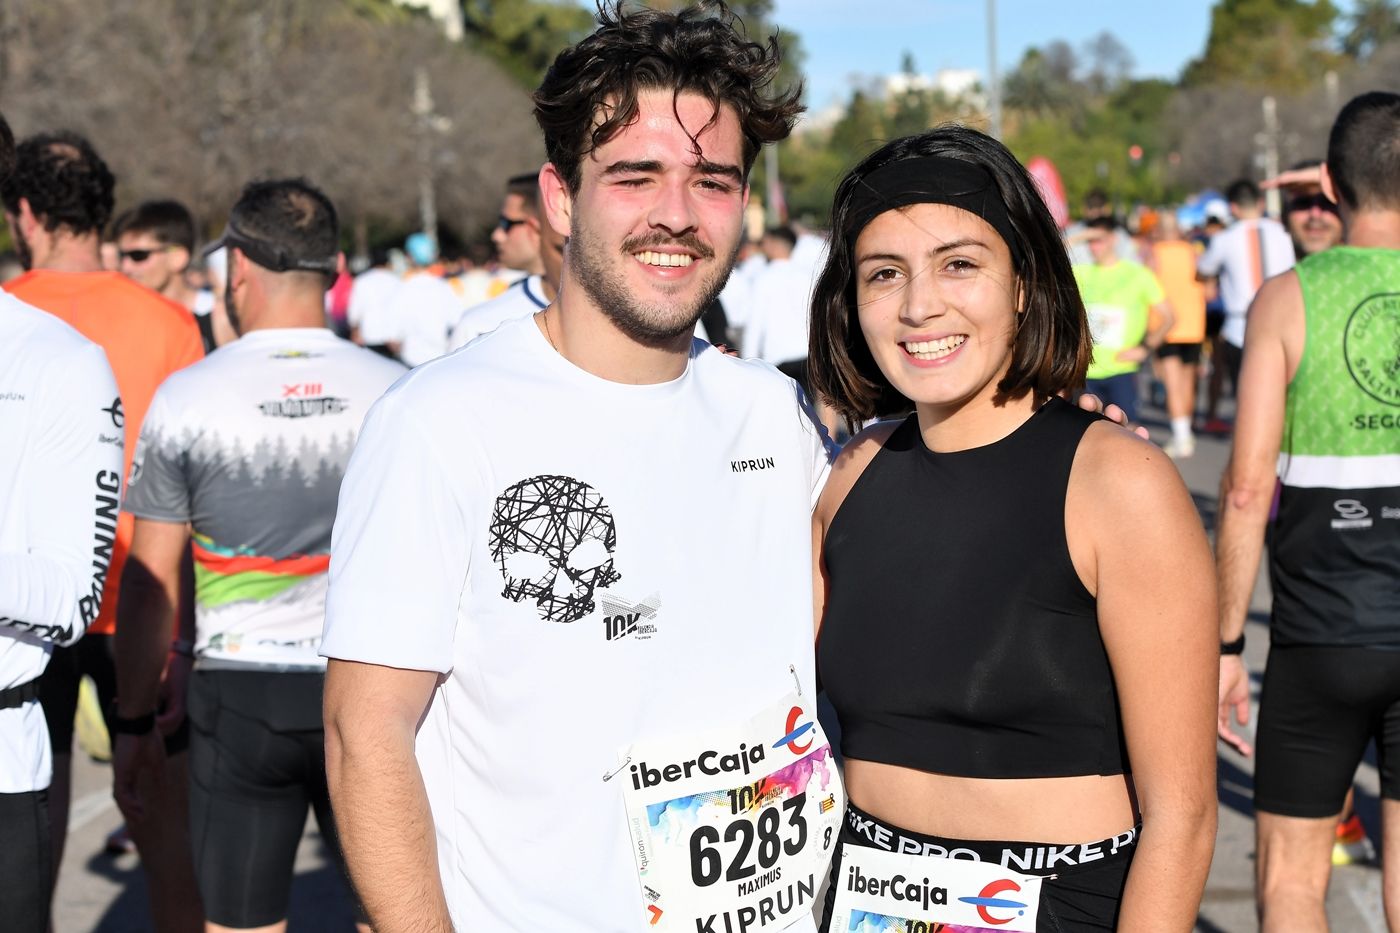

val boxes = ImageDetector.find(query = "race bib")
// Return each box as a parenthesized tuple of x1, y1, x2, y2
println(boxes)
(1085, 302, 1129, 349)
(828, 845, 1043, 933)
(620, 693, 844, 931)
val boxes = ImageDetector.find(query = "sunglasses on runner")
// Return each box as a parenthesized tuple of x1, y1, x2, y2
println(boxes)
(496, 214, 529, 232)
(118, 246, 175, 263)
(1286, 193, 1339, 215)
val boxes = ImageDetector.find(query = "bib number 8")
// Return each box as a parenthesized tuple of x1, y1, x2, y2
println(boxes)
(689, 792, 808, 887)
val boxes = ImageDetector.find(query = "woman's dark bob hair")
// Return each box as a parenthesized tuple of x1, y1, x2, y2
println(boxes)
(807, 125, 1091, 424)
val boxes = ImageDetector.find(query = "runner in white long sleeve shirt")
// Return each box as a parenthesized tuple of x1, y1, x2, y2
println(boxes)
(0, 289, 122, 932)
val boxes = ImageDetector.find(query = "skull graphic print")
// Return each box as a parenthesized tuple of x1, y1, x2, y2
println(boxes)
(489, 475, 622, 623)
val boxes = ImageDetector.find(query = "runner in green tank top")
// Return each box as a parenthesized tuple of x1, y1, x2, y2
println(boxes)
(1215, 92, 1400, 932)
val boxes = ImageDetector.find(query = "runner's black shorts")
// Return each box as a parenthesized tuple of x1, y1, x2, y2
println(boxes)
(819, 802, 1136, 932)
(1155, 342, 1202, 366)
(39, 633, 190, 756)
(0, 789, 52, 933)
(38, 634, 116, 751)
(1218, 339, 1244, 391)
(188, 669, 361, 928)
(1255, 644, 1400, 818)
(1205, 308, 1224, 339)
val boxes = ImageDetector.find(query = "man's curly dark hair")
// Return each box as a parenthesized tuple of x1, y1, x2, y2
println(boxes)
(532, 1, 803, 193)
(0, 131, 115, 236)
(0, 115, 14, 185)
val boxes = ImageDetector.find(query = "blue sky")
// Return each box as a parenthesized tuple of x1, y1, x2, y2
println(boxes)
(770, 0, 1357, 111)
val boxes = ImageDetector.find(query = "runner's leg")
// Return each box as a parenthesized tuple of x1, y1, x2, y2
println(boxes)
(0, 789, 53, 933)
(1256, 811, 1335, 932)
(1382, 799, 1400, 931)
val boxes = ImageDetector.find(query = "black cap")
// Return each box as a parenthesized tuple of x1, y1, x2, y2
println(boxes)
(205, 220, 338, 276)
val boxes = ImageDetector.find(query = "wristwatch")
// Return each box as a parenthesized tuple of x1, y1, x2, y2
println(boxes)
(1220, 634, 1246, 656)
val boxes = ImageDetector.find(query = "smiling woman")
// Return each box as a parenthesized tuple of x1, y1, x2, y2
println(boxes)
(807, 126, 1219, 932)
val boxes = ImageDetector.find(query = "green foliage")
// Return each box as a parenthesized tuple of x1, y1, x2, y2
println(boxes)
(1002, 42, 1081, 120)
(461, 0, 597, 86)
(1341, 0, 1400, 59)
(1182, 0, 1341, 89)
(1007, 78, 1180, 210)
(769, 74, 972, 225)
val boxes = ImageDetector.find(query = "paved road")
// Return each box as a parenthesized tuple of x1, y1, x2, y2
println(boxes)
(52, 392, 1389, 932)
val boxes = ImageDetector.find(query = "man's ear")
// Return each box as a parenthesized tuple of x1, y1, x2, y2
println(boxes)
(17, 197, 39, 234)
(1319, 162, 1340, 208)
(170, 245, 192, 273)
(539, 162, 574, 239)
(227, 247, 249, 290)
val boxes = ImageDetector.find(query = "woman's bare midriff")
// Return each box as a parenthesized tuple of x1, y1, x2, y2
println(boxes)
(844, 758, 1138, 843)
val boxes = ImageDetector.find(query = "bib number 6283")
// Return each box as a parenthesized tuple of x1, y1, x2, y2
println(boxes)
(689, 790, 813, 887)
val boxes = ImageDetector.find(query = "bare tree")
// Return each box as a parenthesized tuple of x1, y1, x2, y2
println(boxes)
(0, 0, 541, 247)
(1083, 31, 1135, 94)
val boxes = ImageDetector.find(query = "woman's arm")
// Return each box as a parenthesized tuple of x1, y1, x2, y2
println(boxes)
(811, 420, 900, 641)
(1069, 423, 1218, 931)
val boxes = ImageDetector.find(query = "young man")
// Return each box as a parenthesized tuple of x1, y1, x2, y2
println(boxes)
(1216, 91, 1400, 932)
(112, 178, 405, 933)
(492, 171, 547, 279)
(0, 111, 124, 933)
(319, 5, 839, 931)
(113, 199, 235, 353)
(742, 226, 811, 377)
(1073, 216, 1174, 424)
(113, 200, 199, 308)
(388, 231, 461, 367)
(449, 172, 563, 349)
(1197, 178, 1296, 419)
(1, 129, 205, 932)
(1149, 213, 1208, 458)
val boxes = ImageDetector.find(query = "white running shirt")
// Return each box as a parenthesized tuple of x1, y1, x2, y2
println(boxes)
(1197, 217, 1296, 346)
(124, 329, 404, 669)
(448, 273, 548, 350)
(396, 272, 466, 367)
(347, 267, 401, 334)
(323, 315, 833, 931)
(0, 293, 122, 792)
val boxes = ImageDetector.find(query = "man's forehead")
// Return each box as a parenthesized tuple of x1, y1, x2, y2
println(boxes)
(589, 91, 742, 166)
(118, 231, 163, 245)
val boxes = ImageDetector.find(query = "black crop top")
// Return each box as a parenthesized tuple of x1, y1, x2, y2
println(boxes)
(817, 398, 1129, 779)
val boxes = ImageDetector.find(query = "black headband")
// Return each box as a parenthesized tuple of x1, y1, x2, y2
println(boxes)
(206, 221, 338, 277)
(843, 156, 1023, 266)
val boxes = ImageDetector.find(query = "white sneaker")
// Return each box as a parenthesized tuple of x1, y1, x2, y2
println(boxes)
(1164, 435, 1196, 459)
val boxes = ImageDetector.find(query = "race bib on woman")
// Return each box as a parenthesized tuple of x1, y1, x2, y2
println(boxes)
(620, 693, 844, 931)
(828, 845, 1043, 933)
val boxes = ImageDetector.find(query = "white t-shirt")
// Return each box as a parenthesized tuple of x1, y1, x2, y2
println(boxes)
(448, 274, 548, 351)
(347, 267, 401, 333)
(743, 257, 818, 364)
(124, 328, 405, 668)
(1197, 217, 1296, 346)
(323, 315, 833, 931)
(715, 266, 752, 330)
(0, 293, 122, 792)
(394, 272, 464, 368)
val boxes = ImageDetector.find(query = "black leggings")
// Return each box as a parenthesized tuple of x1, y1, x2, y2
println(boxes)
(820, 803, 1136, 932)
(1255, 644, 1400, 817)
(0, 789, 52, 933)
(188, 670, 360, 928)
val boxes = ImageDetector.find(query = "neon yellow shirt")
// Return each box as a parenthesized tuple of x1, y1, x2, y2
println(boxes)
(1074, 260, 1165, 380)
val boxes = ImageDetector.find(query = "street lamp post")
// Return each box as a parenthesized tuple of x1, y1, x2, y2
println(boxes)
(987, 0, 1001, 140)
